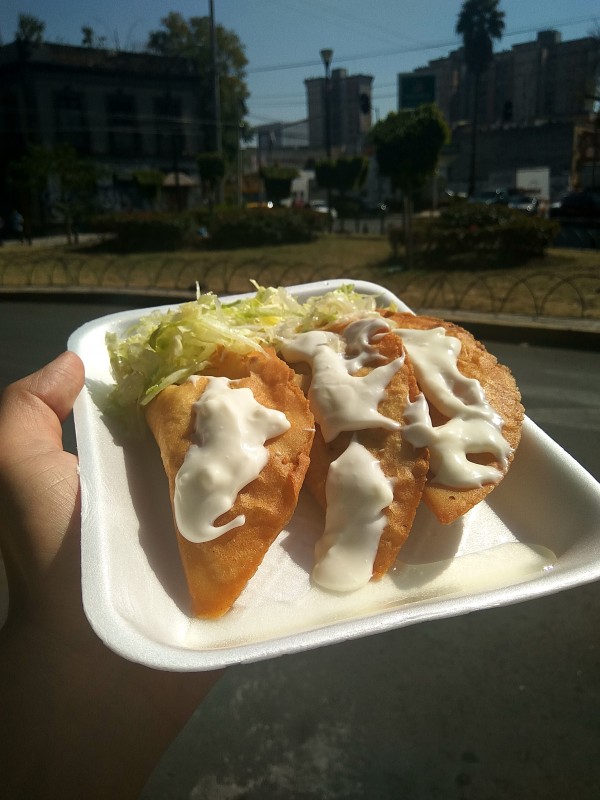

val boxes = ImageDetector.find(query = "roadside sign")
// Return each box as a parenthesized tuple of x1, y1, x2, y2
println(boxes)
(398, 74, 436, 109)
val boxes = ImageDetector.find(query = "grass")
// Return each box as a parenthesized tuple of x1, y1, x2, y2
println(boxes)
(1, 233, 599, 320)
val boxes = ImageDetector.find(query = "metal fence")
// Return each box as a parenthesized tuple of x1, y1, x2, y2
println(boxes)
(1, 250, 599, 322)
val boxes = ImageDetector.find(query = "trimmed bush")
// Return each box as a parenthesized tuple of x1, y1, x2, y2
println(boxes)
(92, 211, 194, 251)
(389, 203, 559, 268)
(208, 207, 325, 249)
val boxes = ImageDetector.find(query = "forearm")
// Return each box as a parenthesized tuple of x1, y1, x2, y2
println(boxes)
(0, 619, 221, 799)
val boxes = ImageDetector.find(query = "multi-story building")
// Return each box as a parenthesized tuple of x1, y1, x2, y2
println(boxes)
(304, 68, 373, 156)
(0, 40, 208, 221)
(406, 30, 600, 196)
(412, 30, 598, 128)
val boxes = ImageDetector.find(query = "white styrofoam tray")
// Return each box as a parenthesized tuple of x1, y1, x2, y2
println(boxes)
(68, 280, 600, 671)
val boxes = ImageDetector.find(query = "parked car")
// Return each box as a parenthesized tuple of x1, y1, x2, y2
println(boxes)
(507, 194, 539, 215)
(549, 191, 600, 224)
(468, 188, 540, 215)
(467, 189, 508, 206)
(309, 200, 338, 219)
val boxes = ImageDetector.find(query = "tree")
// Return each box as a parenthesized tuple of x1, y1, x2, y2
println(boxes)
(259, 166, 298, 206)
(197, 152, 226, 208)
(456, 0, 505, 196)
(81, 26, 107, 48)
(15, 14, 45, 45)
(132, 169, 165, 210)
(9, 144, 98, 243)
(315, 156, 368, 231)
(146, 13, 249, 164)
(369, 105, 449, 267)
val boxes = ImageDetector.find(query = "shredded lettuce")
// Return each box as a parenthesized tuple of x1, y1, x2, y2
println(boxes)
(105, 283, 382, 415)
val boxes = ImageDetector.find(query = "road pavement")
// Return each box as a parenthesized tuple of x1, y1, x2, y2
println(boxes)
(2, 296, 600, 800)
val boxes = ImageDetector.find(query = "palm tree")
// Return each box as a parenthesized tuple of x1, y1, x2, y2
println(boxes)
(456, 0, 505, 196)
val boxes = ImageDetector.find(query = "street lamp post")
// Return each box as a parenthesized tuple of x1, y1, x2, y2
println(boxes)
(320, 48, 333, 159)
(320, 48, 333, 229)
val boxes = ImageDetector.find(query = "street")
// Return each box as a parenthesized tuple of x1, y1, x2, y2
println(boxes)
(2, 296, 600, 799)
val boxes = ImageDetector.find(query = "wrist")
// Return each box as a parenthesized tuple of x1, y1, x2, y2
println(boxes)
(0, 615, 221, 798)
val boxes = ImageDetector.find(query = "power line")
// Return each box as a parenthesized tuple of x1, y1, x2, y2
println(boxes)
(247, 14, 600, 75)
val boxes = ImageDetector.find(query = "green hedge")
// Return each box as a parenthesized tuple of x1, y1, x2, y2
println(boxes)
(93, 207, 325, 251)
(389, 204, 559, 268)
(92, 211, 192, 251)
(208, 207, 325, 249)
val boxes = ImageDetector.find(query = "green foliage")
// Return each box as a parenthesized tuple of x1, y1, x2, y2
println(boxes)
(15, 13, 45, 45)
(81, 25, 107, 48)
(9, 143, 97, 193)
(315, 157, 368, 197)
(132, 169, 164, 210)
(388, 204, 560, 269)
(368, 106, 449, 194)
(315, 156, 369, 230)
(132, 169, 165, 188)
(197, 153, 226, 187)
(259, 166, 299, 206)
(93, 211, 196, 251)
(456, 0, 505, 77)
(9, 143, 99, 242)
(209, 207, 323, 249)
(314, 161, 336, 191)
(92, 206, 322, 251)
(146, 12, 249, 161)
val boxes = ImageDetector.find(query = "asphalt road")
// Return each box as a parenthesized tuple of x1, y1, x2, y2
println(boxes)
(2, 297, 600, 800)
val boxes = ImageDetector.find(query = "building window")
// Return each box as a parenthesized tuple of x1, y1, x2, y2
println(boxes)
(106, 93, 140, 156)
(54, 89, 90, 153)
(154, 95, 185, 159)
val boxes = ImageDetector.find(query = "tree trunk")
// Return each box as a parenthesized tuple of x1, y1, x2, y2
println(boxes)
(468, 72, 480, 197)
(403, 193, 414, 270)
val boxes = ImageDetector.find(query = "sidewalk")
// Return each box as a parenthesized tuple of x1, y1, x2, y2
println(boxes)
(0, 232, 110, 249)
(423, 307, 600, 350)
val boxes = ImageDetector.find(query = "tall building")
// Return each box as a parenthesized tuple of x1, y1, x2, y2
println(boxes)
(402, 30, 600, 196)
(0, 40, 207, 217)
(304, 68, 373, 156)
(408, 30, 599, 128)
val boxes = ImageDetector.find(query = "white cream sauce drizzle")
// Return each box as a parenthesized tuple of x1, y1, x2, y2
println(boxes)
(172, 316, 513, 596)
(313, 439, 395, 591)
(174, 376, 290, 543)
(394, 326, 512, 488)
(280, 318, 403, 592)
(279, 320, 404, 443)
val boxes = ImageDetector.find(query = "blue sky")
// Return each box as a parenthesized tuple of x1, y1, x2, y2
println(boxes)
(1, 0, 598, 127)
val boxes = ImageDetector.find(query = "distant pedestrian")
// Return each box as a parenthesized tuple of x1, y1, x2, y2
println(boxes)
(10, 209, 25, 244)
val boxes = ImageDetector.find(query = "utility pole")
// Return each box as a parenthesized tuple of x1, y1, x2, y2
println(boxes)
(209, 0, 223, 202)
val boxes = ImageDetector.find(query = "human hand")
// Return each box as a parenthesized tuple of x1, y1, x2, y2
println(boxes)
(0, 351, 86, 639)
(0, 353, 222, 798)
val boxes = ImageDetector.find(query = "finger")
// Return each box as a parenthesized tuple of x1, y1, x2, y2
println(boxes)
(17, 351, 85, 423)
(0, 352, 84, 459)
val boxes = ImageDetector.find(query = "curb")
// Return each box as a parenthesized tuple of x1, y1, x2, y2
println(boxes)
(422, 308, 600, 351)
(2, 287, 599, 351)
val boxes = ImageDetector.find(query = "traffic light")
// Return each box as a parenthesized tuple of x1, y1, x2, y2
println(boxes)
(359, 92, 371, 115)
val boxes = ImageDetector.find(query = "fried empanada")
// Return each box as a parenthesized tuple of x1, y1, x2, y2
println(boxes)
(145, 348, 314, 618)
(285, 321, 429, 584)
(386, 312, 524, 524)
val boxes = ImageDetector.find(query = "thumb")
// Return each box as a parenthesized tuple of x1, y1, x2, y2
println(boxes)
(19, 351, 85, 423)
(0, 352, 85, 457)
